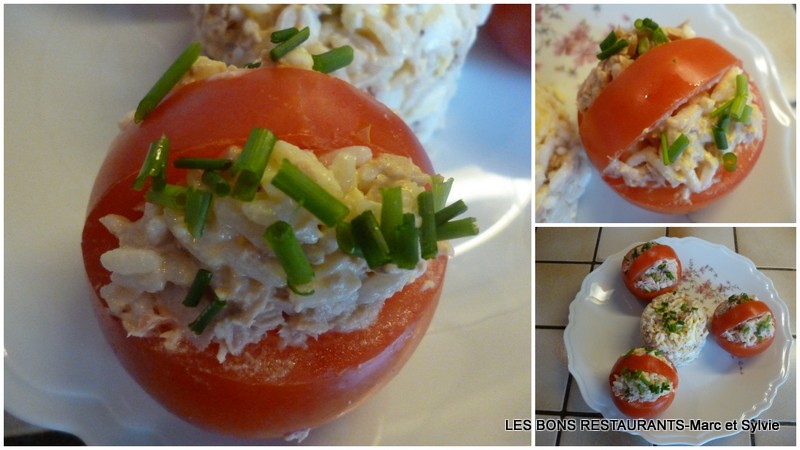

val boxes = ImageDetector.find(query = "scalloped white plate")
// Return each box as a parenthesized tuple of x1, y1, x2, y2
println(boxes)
(4, 4, 531, 445)
(536, 4, 796, 223)
(564, 237, 793, 445)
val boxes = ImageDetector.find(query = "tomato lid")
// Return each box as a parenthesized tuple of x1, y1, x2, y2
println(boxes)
(579, 37, 740, 171)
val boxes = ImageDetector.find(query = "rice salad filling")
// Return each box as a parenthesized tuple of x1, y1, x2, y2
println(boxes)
(716, 294, 776, 346)
(99, 139, 443, 363)
(634, 258, 679, 294)
(611, 348, 674, 404)
(641, 292, 708, 366)
(577, 20, 764, 201)
(191, 4, 491, 142)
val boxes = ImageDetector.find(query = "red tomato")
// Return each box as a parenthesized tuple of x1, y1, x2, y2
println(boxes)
(578, 38, 767, 214)
(710, 297, 775, 358)
(608, 350, 679, 418)
(81, 67, 447, 438)
(621, 242, 682, 301)
(485, 4, 531, 67)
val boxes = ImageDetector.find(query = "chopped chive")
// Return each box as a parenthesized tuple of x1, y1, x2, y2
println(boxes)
(183, 269, 213, 307)
(185, 187, 213, 238)
(351, 210, 392, 269)
(730, 74, 749, 119)
(730, 95, 747, 120)
(735, 73, 749, 97)
(264, 221, 315, 290)
(436, 217, 479, 241)
(231, 128, 276, 201)
(271, 159, 350, 227)
(417, 190, 438, 260)
(651, 27, 668, 45)
(637, 36, 652, 55)
(270, 26, 310, 61)
(380, 186, 403, 253)
(739, 105, 753, 124)
(714, 128, 729, 150)
(312, 45, 354, 74)
(435, 199, 468, 226)
(710, 99, 733, 117)
(174, 157, 232, 171)
(722, 152, 738, 172)
(242, 60, 262, 69)
(201, 170, 231, 197)
(667, 134, 689, 163)
(335, 222, 363, 257)
(634, 19, 644, 29)
(133, 135, 170, 191)
(642, 18, 659, 30)
(717, 112, 732, 131)
(430, 175, 454, 212)
(271, 27, 300, 44)
(393, 213, 420, 270)
(660, 132, 670, 166)
(599, 30, 618, 51)
(146, 184, 187, 209)
(188, 293, 227, 335)
(135, 42, 201, 123)
(596, 39, 628, 60)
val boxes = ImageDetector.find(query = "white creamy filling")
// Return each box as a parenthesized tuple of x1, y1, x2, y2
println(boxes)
(721, 313, 774, 346)
(634, 258, 678, 293)
(99, 141, 434, 362)
(612, 370, 673, 403)
(603, 67, 764, 199)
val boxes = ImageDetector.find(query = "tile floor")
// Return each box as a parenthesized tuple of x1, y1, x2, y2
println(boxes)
(535, 227, 796, 446)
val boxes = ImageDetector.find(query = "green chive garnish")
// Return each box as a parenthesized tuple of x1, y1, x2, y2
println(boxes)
(393, 213, 420, 270)
(146, 184, 187, 209)
(739, 105, 753, 124)
(436, 217, 479, 241)
(135, 42, 201, 123)
(417, 190, 438, 260)
(711, 99, 733, 117)
(270, 26, 310, 61)
(271, 159, 350, 227)
(264, 221, 315, 292)
(722, 152, 738, 172)
(335, 222, 362, 257)
(597, 39, 628, 60)
(351, 210, 391, 269)
(599, 30, 618, 51)
(667, 133, 689, 163)
(312, 45, 354, 74)
(183, 269, 213, 307)
(380, 186, 403, 253)
(434, 199, 468, 226)
(133, 135, 170, 191)
(231, 128, 276, 202)
(185, 187, 213, 238)
(730, 74, 749, 119)
(188, 293, 227, 335)
(660, 132, 669, 166)
(242, 60, 262, 69)
(430, 175, 454, 212)
(174, 157, 232, 171)
(714, 128, 729, 150)
(201, 170, 231, 197)
(271, 27, 300, 44)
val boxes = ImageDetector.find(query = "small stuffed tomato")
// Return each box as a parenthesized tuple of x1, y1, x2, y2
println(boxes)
(710, 293, 776, 357)
(609, 348, 679, 418)
(80, 49, 479, 439)
(577, 18, 766, 214)
(621, 241, 682, 301)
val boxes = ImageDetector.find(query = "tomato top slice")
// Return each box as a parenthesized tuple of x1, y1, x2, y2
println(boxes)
(623, 243, 679, 279)
(710, 299, 773, 336)
(579, 38, 740, 171)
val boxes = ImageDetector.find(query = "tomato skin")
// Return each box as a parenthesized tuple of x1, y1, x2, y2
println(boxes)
(81, 67, 445, 437)
(485, 4, 531, 66)
(710, 299, 775, 358)
(621, 243, 681, 301)
(608, 351, 678, 418)
(578, 38, 767, 214)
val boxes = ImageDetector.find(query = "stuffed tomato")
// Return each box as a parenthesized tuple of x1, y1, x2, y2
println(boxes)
(710, 293, 776, 358)
(609, 347, 679, 418)
(577, 18, 766, 214)
(621, 241, 681, 301)
(81, 45, 477, 439)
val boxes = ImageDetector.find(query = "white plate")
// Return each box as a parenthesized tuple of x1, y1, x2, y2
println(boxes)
(564, 237, 793, 445)
(4, 5, 531, 445)
(535, 4, 796, 223)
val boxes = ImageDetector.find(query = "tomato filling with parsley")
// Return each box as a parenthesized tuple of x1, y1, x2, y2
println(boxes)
(578, 19, 766, 214)
(710, 293, 776, 358)
(609, 348, 678, 418)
